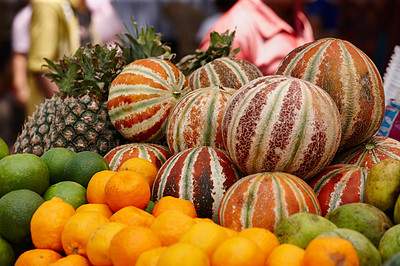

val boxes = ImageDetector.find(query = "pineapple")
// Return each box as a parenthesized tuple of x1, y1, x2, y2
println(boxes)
(176, 30, 240, 76)
(13, 18, 174, 156)
(176, 30, 262, 91)
(12, 44, 126, 156)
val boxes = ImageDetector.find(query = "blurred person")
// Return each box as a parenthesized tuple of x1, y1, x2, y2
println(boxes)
(196, 0, 237, 43)
(1, 1, 28, 149)
(199, 0, 315, 76)
(24, 0, 122, 117)
(11, 4, 31, 107)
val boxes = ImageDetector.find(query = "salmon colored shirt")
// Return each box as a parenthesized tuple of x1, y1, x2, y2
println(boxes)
(199, 0, 314, 75)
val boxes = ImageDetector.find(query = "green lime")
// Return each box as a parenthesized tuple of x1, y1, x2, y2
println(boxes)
(41, 147, 76, 184)
(63, 151, 109, 188)
(0, 235, 15, 266)
(0, 189, 44, 244)
(0, 153, 50, 198)
(43, 181, 87, 209)
(0, 138, 9, 160)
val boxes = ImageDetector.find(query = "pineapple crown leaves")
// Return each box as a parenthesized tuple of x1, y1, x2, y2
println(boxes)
(44, 43, 126, 101)
(176, 29, 241, 76)
(117, 17, 175, 63)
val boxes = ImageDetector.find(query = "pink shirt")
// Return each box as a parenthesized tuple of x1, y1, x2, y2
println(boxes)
(199, 0, 314, 75)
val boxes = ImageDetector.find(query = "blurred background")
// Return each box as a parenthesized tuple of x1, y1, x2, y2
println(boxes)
(0, 0, 399, 149)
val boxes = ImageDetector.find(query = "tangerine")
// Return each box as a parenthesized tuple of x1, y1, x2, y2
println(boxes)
(109, 225, 162, 266)
(30, 197, 76, 251)
(105, 170, 151, 212)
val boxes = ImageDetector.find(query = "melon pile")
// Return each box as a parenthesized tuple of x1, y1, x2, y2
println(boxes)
(104, 36, 389, 229)
(9, 32, 400, 265)
(97, 36, 400, 265)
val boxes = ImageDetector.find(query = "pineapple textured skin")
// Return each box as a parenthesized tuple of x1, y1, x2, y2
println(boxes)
(12, 95, 124, 156)
(13, 98, 56, 156)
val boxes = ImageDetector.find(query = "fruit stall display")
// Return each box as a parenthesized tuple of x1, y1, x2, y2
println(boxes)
(2, 18, 400, 266)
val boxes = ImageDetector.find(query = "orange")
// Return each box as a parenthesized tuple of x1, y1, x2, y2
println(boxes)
(30, 197, 76, 251)
(238, 227, 280, 259)
(152, 196, 197, 218)
(265, 243, 305, 266)
(302, 237, 359, 266)
(119, 157, 158, 187)
(135, 246, 168, 266)
(86, 222, 127, 266)
(223, 227, 239, 238)
(179, 222, 229, 258)
(211, 236, 265, 266)
(194, 217, 215, 223)
(49, 254, 91, 266)
(157, 242, 210, 266)
(105, 170, 151, 212)
(76, 203, 113, 218)
(110, 205, 155, 227)
(150, 209, 196, 246)
(61, 211, 109, 256)
(14, 249, 62, 266)
(109, 225, 162, 266)
(86, 170, 115, 204)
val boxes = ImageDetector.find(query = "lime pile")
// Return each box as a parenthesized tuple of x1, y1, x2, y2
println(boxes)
(0, 142, 110, 265)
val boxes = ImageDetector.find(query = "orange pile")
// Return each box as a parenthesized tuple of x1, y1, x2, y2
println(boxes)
(16, 157, 360, 266)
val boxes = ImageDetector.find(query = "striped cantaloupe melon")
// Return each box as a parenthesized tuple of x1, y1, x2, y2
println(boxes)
(152, 146, 242, 222)
(188, 56, 263, 90)
(107, 58, 191, 142)
(307, 164, 369, 216)
(166, 86, 236, 154)
(222, 75, 342, 180)
(103, 143, 172, 171)
(276, 38, 385, 148)
(218, 172, 321, 232)
(332, 136, 400, 169)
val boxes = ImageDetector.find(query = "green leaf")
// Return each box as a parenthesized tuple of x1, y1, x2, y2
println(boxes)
(176, 30, 240, 76)
(43, 43, 126, 99)
(117, 17, 175, 63)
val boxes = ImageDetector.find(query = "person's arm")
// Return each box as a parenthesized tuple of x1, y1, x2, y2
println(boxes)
(32, 71, 58, 99)
(11, 53, 30, 105)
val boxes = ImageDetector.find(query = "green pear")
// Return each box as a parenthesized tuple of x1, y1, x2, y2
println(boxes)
(365, 158, 400, 216)
(393, 194, 400, 224)
(274, 212, 337, 249)
(383, 251, 400, 266)
(379, 224, 400, 263)
(325, 202, 393, 247)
